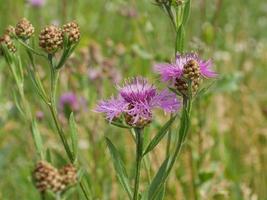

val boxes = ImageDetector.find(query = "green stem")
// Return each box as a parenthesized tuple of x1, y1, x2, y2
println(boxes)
(16, 38, 46, 58)
(133, 128, 144, 200)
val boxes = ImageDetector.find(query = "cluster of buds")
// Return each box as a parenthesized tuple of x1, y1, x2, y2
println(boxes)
(0, 34, 16, 53)
(39, 25, 64, 54)
(63, 21, 80, 43)
(33, 161, 77, 193)
(15, 18, 35, 40)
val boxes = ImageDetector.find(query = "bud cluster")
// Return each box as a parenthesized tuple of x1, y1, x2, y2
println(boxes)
(15, 18, 35, 39)
(0, 34, 16, 53)
(63, 21, 80, 43)
(33, 161, 77, 193)
(39, 25, 64, 54)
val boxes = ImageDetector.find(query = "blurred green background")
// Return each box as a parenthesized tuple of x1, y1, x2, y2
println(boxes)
(0, 0, 267, 199)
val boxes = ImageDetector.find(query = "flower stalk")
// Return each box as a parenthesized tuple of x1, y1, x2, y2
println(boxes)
(133, 128, 144, 200)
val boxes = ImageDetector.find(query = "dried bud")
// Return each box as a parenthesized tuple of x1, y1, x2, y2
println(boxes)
(15, 18, 34, 39)
(0, 34, 17, 53)
(39, 25, 63, 53)
(63, 21, 80, 43)
(33, 161, 65, 193)
(59, 164, 77, 186)
(175, 60, 202, 95)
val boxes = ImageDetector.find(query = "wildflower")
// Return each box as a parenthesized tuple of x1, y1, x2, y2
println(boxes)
(96, 77, 180, 128)
(59, 92, 80, 117)
(28, 0, 46, 7)
(39, 25, 63, 53)
(15, 18, 35, 40)
(154, 53, 217, 96)
(63, 21, 80, 44)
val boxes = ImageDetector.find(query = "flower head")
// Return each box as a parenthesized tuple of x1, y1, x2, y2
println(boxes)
(154, 53, 217, 95)
(28, 0, 46, 7)
(59, 92, 80, 116)
(96, 77, 180, 128)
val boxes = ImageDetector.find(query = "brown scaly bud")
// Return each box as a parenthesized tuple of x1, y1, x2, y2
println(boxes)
(5, 26, 15, 37)
(0, 34, 17, 53)
(59, 164, 77, 186)
(15, 18, 34, 39)
(175, 60, 202, 96)
(33, 161, 65, 193)
(63, 21, 80, 43)
(39, 25, 63, 53)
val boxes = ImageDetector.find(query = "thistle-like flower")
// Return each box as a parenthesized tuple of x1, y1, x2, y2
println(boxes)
(39, 25, 63, 53)
(96, 77, 180, 128)
(154, 53, 217, 96)
(63, 21, 80, 44)
(15, 18, 35, 40)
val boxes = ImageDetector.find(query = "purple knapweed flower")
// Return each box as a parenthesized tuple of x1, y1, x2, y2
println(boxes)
(59, 92, 80, 117)
(28, 0, 46, 7)
(154, 53, 217, 95)
(96, 77, 180, 128)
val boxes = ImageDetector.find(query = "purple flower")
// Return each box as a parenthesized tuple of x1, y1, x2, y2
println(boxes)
(96, 77, 180, 128)
(154, 53, 217, 84)
(59, 92, 80, 116)
(28, 0, 46, 7)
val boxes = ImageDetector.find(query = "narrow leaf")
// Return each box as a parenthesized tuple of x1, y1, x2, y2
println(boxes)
(148, 157, 170, 200)
(105, 137, 133, 199)
(143, 115, 176, 156)
(175, 25, 185, 53)
(31, 120, 44, 159)
(182, 0, 191, 25)
(69, 112, 78, 162)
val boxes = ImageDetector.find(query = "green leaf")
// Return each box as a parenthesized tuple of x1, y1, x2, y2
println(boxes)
(154, 185, 166, 200)
(105, 137, 133, 199)
(148, 157, 170, 200)
(69, 112, 78, 162)
(182, 0, 191, 25)
(143, 115, 176, 156)
(175, 24, 185, 53)
(31, 120, 44, 159)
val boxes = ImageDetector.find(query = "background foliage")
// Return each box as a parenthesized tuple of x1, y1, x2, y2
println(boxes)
(0, 0, 266, 199)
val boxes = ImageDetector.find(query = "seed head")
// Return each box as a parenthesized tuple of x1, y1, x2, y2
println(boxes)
(59, 164, 77, 186)
(63, 21, 80, 43)
(0, 34, 17, 53)
(15, 18, 34, 39)
(39, 25, 63, 53)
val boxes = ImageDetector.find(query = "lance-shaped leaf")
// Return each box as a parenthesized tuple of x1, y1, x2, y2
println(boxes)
(147, 157, 170, 200)
(106, 137, 133, 199)
(31, 120, 44, 159)
(69, 112, 78, 162)
(143, 115, 176, 156)
(182, 0, 191, 25)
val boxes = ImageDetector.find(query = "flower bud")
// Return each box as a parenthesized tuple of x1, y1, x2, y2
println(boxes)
(39, 25, 63, 53)
(0, 34, 17, 53)
(15, 18, 34, 39)
(59, 164, 77, 186)
(33, 161, 65, 193)
(63, 21, 80, 44)
(5, 26, 15, 37)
